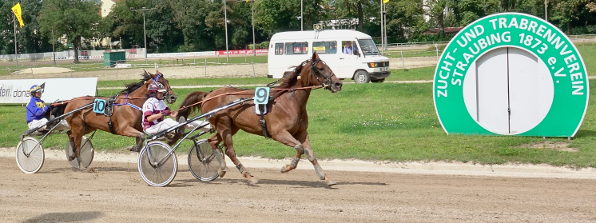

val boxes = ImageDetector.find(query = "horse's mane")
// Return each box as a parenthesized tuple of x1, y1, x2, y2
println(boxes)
(120, 72, 152, 94)
(276, 60, 309, 89)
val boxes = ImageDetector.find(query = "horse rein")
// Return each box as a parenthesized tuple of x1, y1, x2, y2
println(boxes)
(175, 61, 333, 113)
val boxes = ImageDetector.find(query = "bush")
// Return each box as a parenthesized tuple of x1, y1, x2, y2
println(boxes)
(570, 25, 596, 35)
(249, 41, 270, 50)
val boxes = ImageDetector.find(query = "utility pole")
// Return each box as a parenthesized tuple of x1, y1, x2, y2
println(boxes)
(252, 0, 256, 57)
(130, 6, 156, 64)
(224, 0, 229, 63)
(301, 0, 303, 31)
(52, 29, 56, 66)
(544, 0, 548, 21)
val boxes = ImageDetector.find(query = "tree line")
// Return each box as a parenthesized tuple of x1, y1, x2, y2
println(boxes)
(0, 0, 594, 63)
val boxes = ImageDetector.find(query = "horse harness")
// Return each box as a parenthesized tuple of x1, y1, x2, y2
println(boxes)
(258, 98, 272, 138)
(258, 59, 334, 139)
(103, 75, 165, 134)
(104, 94, 142, 134)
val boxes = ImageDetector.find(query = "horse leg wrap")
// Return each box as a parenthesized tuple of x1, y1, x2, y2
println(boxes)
(304, 147, 315, 162)
(236, 164, 253, 177)
(314, 165, 325, 180)
(290, 157, 300, 168)
(282, 157, 300, 173)
(293, 144, 305, 154)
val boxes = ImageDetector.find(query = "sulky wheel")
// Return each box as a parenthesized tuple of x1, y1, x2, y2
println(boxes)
(188, 139, 221, 181)
(138, 141, 178, 187)
(16, 137, 45, 174)
(65, 136, 95, 170)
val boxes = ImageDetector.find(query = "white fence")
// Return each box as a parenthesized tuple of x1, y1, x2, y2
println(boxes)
(1, 49, 148, 62)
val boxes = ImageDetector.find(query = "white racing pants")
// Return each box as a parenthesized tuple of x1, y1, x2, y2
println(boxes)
(27, 118, 48, 130)
(144, 118, 180, 135)
(144, 118, 213, 135)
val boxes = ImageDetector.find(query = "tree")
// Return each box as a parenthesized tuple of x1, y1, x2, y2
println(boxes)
(384, 0, 424, 41)
(588, 2, 596, 12)
(164, 0, 213, 51)
(549, 0, 592, 33)
(423, 0, 447, 34)
(39, 0, 101, 63)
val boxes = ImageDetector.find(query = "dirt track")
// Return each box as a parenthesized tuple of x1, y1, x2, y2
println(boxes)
(2, 151, 596, 222)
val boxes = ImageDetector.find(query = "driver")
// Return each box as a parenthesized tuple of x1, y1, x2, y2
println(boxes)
(142, 82, 180, 135)
(26, 84, 52, 130)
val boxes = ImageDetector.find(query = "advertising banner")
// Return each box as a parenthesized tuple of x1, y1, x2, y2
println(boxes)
(0, 77, 97, 104)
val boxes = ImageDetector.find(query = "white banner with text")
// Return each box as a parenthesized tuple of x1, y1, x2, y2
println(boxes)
(0, 77, 97, 104)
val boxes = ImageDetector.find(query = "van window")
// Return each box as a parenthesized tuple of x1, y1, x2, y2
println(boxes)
(342, 41, 357, 55)
(357, 39, 380, 55)
(285, 42, 308, 55)
(313, 41, 337, 54)
(275, 43, 284, 55)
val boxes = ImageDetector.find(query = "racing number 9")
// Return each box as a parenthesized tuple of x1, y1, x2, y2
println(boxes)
(254, 87, 270, 105)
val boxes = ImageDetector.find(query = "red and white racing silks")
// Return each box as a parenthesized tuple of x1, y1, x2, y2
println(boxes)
(141, 97, 177, 134)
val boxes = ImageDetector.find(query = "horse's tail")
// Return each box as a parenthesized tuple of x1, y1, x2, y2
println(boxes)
(178, 91, 210, 119)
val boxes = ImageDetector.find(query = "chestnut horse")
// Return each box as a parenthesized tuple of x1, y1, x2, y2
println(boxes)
(59, 71, 177, 166)
(178, 52, 342, 186)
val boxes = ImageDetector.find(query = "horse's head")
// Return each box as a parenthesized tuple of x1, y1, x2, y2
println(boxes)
(148, 70, 177, 103)
(302, 52, 343, 93)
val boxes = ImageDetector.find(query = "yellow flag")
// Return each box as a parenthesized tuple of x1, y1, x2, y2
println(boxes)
(383, 0, 389, 3)
(11, 3, 24, 28)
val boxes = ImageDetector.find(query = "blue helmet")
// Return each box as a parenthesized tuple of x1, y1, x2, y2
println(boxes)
(29, 84, 44, 94)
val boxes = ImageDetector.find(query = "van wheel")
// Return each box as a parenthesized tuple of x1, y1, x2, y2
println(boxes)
(354, 71, 370, 84)
(371, 78, 385, 83)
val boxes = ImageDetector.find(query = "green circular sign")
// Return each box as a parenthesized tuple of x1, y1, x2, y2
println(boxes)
(433, 13, 589, 137)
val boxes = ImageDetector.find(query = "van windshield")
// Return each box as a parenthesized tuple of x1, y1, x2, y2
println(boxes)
(357, 39, 380, 56)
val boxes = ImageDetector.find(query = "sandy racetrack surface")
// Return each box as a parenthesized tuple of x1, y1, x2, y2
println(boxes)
(2, 149, 596, 222)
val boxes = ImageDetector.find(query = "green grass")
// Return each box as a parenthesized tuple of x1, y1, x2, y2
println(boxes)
(5, 80, 596, 168)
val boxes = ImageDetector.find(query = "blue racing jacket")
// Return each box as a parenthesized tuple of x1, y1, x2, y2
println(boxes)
(26, 97, 49, 123)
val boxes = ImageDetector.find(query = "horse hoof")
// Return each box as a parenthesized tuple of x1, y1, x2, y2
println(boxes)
(325, 179, 337, 186)
(68, 155, 76, 161)
(280, 165, 289, 173)
(248, 177, 259, 185)
(128, 146, 141, 153)
(218, 168, 227, 178)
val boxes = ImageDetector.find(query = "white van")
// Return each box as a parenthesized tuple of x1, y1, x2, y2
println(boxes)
(267, 30, 390, 83)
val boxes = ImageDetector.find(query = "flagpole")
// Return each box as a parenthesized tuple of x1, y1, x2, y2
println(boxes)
(380, 0, 384, 55)
(13, 14, 18, 68)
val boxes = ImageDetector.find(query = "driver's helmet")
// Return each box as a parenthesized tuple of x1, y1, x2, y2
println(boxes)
(148, 82, 166, 93)
(29, 84, 44, 94)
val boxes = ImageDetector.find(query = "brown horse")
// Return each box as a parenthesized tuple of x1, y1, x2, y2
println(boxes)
(59, 71, 177, 166)
(178, 52, 342, 186)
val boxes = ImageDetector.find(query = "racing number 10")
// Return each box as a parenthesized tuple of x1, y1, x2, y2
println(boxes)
(254, 87, 270, 105)
(93, 99, 107, 114)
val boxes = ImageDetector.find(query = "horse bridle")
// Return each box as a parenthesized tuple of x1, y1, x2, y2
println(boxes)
(309, 59, 335, 89)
